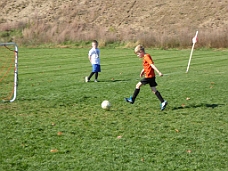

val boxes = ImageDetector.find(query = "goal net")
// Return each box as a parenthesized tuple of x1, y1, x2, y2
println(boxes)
(0, 42, 18, 102)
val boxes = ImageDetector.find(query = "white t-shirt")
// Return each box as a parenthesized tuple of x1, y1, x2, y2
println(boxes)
(88, 48, 100, 65)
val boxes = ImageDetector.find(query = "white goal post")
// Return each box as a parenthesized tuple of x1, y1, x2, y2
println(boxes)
(0, 42, 18, 102)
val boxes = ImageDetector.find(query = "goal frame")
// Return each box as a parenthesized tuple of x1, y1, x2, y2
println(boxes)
(0, 42, 18, 102)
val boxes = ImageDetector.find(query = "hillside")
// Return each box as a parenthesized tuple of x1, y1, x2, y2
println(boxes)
(0, 0, 228, 47)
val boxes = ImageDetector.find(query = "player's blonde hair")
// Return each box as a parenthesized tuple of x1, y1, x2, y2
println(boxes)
(134, 45, 145, 54)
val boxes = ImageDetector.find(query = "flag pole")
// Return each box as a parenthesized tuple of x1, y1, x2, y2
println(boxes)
(186, 31, 198, 73)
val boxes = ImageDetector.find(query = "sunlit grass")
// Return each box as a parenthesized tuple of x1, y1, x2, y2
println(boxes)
(0, 48, 228, 170)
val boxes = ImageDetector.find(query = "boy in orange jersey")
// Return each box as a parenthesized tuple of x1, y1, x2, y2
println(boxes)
(125, 45, 168, 110)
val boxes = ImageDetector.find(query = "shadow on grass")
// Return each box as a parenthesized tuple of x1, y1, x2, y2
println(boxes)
(172, 103, 225, 110)
(99, 79, 130, 82)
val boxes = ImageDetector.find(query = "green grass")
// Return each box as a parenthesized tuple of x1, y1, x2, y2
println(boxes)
(0, 47, 228, 171)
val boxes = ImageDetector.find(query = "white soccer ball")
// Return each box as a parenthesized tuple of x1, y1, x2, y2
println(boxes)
(101, 100, 111, 110)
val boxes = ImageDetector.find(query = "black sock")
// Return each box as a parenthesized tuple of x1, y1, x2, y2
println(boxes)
(88, 72, 95, 80)
(132, 88, 140, 101)
(155, 91, 164, 103)
(95, 72, 98, 80)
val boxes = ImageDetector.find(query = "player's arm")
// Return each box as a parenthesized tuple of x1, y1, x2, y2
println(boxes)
(88, 55, 92, 62)
(150, 64, 163, 76)
(140, 69, 145, 77)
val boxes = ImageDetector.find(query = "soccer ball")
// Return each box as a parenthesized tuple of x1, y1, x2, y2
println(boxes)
(101, 100, 111, 110)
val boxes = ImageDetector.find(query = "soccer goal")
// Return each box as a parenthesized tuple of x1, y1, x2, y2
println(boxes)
(0, 42, 18, 102)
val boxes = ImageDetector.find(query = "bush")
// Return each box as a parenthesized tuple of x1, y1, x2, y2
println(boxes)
(1, 20, 228, 48)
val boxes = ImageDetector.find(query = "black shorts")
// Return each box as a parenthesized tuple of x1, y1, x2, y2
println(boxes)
(140, 77, 157, 87)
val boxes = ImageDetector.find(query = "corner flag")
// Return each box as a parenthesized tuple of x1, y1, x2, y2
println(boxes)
(186, 31, 198, 73)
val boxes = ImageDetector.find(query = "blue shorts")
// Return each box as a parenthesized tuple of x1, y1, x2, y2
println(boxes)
(92, 64, 101, 72)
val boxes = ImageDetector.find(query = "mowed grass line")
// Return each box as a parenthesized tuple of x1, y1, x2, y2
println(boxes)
(0, 48, 228, 171)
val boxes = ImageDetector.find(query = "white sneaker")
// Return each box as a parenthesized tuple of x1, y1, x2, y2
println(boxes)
(160, 100, 168, 111)
(94, 79, 98, 82)
(85, 76, 89, 82)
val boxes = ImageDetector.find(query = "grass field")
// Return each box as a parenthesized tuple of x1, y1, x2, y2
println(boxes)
(0, 47, 228, 171)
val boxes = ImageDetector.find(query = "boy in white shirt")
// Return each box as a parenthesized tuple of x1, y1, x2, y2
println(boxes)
(85, 40, 101, 82)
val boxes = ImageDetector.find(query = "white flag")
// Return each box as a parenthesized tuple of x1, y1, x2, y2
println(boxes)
(192, 31, 198, 44)
(186, 31, 199, 73)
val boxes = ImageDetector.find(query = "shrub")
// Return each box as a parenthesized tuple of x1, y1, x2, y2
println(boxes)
(1, 20, 228, 48)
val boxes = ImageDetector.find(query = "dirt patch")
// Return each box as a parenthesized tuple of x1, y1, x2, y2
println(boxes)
(0, 0, 227, 46)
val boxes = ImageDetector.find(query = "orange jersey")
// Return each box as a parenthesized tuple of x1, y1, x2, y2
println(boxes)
(143, 54, 155, 78)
